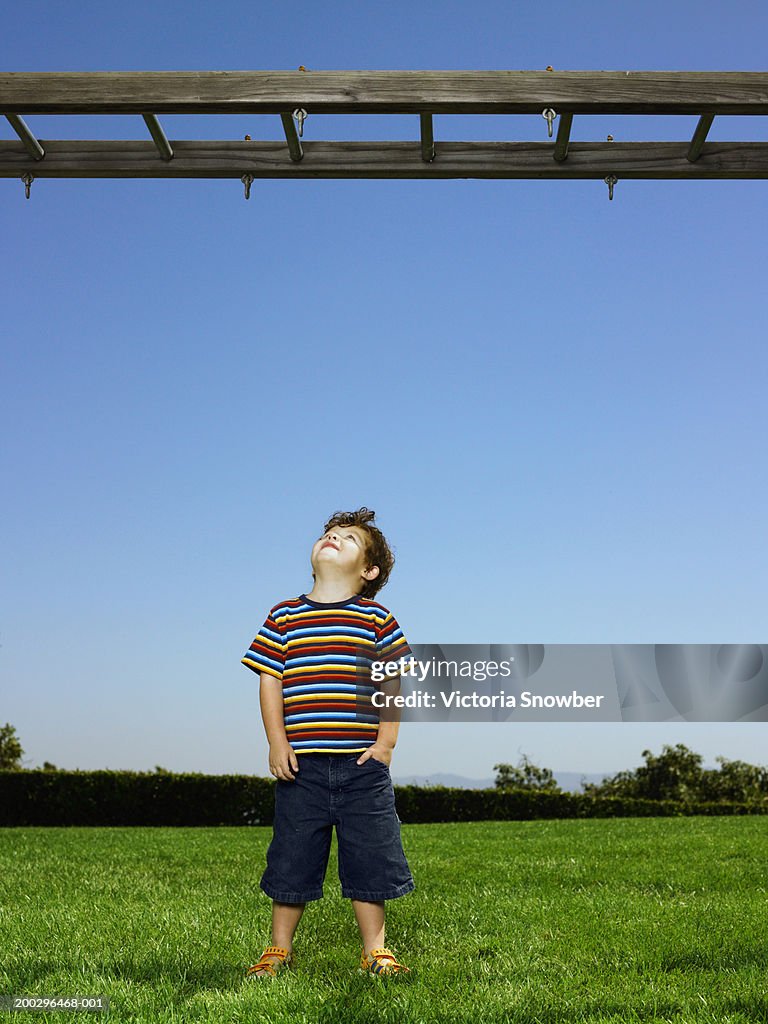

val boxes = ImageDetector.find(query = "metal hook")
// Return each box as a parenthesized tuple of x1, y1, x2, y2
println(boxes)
(293, 108, 308, 138)
(241, 173, 254, 200)
(21, 172, 34, 199)
(604, 175, 618, 201)
(542, 108, 557, 139)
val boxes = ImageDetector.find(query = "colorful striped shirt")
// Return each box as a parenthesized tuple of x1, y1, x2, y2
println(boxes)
(242, 593, 412, 755)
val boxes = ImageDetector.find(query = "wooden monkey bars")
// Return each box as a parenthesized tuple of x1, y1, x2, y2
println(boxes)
(2, 71, 768, 190)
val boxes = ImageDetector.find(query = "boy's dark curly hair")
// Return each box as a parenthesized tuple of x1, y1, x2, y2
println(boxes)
(320, 507, 394, 599)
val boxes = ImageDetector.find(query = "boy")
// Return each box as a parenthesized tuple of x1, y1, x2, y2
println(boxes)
(241, 507, 415, 978)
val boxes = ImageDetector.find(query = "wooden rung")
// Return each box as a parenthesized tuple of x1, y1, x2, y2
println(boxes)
(687, 113, 715, 162)
(5, 114, 45, 160)
(553, 113, 573, 162)
(420, 113, 435, 162)
(279, 113, 304, 162)
(142, 114, 173, 160)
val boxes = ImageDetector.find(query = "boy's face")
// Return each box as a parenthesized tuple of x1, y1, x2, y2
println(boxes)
(311, 525, 380, 587)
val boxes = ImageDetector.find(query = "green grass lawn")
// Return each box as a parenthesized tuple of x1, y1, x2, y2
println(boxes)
(1, 817, 766, 1023)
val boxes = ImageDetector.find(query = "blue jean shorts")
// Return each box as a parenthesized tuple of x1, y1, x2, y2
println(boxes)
(260, 753, 415, 903)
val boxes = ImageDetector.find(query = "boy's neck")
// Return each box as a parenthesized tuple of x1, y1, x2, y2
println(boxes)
(305, 571, 362, 604)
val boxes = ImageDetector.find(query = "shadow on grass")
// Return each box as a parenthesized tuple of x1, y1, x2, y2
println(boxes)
(13, 956, 244, 995)
(314, 972, 415, 1024)
(723, 997, 768, 1022)
(660, 949, 767, 972)
(314, 993, 705, 1024)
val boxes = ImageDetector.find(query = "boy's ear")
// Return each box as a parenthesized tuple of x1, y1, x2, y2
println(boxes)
(362, 564, 380, 581)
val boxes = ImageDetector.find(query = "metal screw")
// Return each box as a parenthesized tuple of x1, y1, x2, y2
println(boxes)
(241, 173, 254, 200)
(293, 108, 308, 137)
(21, 172, 34, 199)
(542, 108, 557, 139)
(604, 174, 618, 200)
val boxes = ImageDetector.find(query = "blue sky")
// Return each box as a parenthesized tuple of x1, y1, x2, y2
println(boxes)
(2, 0, 767, 780)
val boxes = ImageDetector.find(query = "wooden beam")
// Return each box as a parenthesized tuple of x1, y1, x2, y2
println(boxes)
(2, 140, 767, 179)
(141, 114, 173, 160)
(4, 114, 45, 160)
(2, 71, 768, 115)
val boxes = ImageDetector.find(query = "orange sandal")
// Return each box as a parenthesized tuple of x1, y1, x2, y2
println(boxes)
(359, 946, 410, 975)
(246, 945, 293, 979)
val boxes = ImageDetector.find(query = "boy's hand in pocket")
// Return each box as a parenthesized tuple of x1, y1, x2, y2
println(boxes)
(269, 740, 300, 781)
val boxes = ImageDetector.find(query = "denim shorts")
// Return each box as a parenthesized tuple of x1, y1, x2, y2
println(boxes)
(260, 753, 415, 903)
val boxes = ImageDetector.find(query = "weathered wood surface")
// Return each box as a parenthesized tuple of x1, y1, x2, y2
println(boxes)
(2, 140, 767, 178)
(2, 71, 768, 114)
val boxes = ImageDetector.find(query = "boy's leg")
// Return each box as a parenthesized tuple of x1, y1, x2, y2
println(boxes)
(255, 900, 305, 970)
(272, 899, 306, 951)
(351, 898, 385, 956)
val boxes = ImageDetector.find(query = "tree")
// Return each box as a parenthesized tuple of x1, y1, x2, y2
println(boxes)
(584, 745, 768, 805)
(0, 723, 24, 770)
(700, 757, 768, 805)
(494, 754, 561, 793)
(584, 743, 704, 803)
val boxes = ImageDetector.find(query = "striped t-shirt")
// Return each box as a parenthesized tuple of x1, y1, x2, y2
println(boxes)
(241, 593, 412, 755)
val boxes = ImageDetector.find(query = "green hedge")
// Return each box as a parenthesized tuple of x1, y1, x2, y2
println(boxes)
(393, 786, 766, 822)
(0, 771, 274, 827)
(1, 771, 765, 827)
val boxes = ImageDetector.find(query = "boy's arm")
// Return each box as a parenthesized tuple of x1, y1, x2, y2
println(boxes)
(259, 671, 300, 781)
(358, 675, 402, 766)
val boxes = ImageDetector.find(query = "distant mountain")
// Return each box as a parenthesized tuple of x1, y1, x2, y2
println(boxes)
(391, 770, 609, 793)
